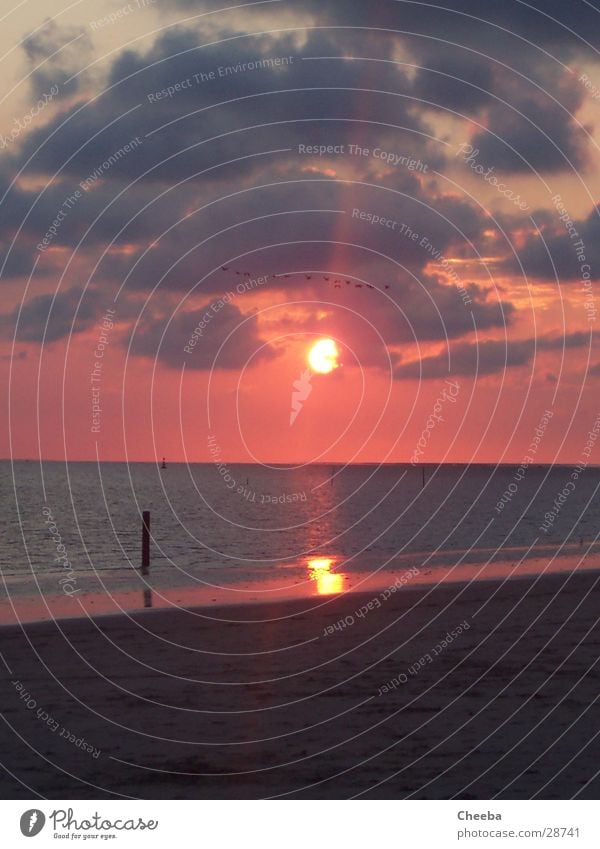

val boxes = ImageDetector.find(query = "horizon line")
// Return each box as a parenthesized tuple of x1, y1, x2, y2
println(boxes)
(3, 458, 598, 468)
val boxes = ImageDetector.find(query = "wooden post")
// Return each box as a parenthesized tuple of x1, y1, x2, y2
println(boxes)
(141, 510, 150, 575)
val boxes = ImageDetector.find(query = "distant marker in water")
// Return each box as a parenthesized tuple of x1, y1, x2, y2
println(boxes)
(141, 510, 150, 576)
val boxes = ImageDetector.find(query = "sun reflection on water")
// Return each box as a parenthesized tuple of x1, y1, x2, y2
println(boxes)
(307, 557, 344, 594)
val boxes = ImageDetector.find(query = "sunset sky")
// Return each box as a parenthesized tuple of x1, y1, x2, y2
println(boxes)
(2, 0, 600, 464)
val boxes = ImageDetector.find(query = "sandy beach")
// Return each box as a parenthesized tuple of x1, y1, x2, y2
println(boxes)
(1, 568, 599, 799)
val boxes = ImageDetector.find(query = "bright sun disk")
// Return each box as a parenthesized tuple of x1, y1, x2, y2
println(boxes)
(308, 338, 339, 374)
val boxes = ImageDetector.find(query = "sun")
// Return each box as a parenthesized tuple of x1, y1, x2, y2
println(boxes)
(308, 338, 340, 374)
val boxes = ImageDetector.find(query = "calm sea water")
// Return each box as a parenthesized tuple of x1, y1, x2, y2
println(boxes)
(1, 461, 600, 605)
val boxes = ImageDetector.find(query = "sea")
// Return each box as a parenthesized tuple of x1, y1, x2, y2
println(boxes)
(1, 460, 599, 621)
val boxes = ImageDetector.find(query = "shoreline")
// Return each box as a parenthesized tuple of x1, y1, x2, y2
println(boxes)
(1, 549, 600, 629)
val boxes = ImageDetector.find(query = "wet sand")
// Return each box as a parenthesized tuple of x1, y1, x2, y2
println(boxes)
(1, 569, 599, 799)
(2, 549, 600, 627)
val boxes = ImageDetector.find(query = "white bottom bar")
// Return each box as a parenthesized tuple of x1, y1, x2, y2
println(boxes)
(0, 800, 598, 848)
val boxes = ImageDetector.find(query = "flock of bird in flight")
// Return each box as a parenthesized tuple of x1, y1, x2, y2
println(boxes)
(219, 266, 390, 290)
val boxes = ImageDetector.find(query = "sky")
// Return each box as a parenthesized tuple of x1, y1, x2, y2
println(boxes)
(1, 0, 600, 464)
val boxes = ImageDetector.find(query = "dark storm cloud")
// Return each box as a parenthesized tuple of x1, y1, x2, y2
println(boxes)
(189, 0, 596, 175)
(507, 205, 600, 281)
(395, 275, 513, 342)
(130, 300, 278, 369)
(393, 331, 589, 379)
(317, 0, 600, 53)
(410, 50, 494, 114)
(416, 0, 600, 49)
(2, 286, 106, 343)
(1, 0, 591, 337)
(18, 26, 428, 183)
(0, 239, 39, 280)
(0, 174, 163, 275)
(467, 76, 589, 174)
(361, 1, 594, 176)
(165, 0, 600, 75)
(1, 23, 447, 280)
(169, 0, 600, 42)
(407, 24, 591, 174)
